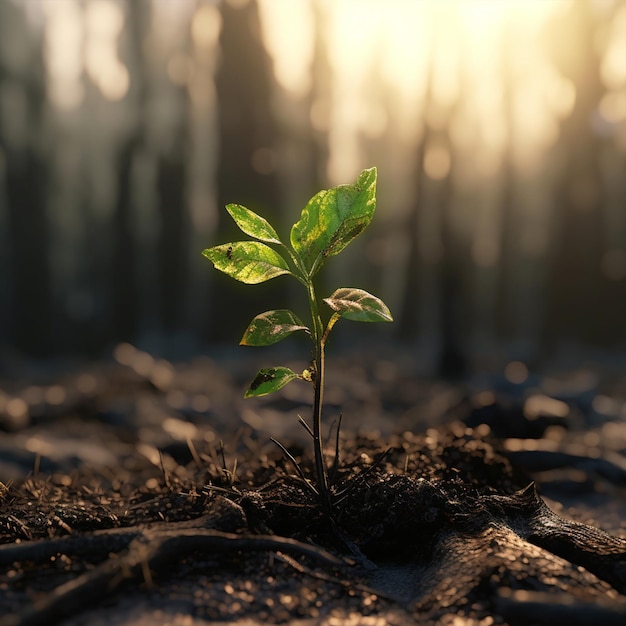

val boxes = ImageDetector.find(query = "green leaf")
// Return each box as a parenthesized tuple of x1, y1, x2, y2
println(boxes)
(240, 310, 309, 346)
(323, 287, 393, 323)
(290, 167, 377, 276)
(244, 367, 299, 398)
(226, 204, 282, 244)
(202, 242, 291, 284)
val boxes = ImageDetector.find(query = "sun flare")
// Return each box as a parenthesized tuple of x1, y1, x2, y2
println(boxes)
(257, 0, 603, 183)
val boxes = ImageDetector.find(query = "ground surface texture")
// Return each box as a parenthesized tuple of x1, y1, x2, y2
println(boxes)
(1, 349, 625, 625)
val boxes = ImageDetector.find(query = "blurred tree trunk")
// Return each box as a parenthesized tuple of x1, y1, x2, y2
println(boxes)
(5, 154, 52, 355)
(0, 2, 53, 356)
(156, 123, 189, 333)
(207, 0, 281, 342)
(495, 27, 517, 346)
(541, 0, 608, 352)
(153, 9, 193, 338)
(397, 35, 468, 379)
(110, 0, 150, 343)
(438, 148, 467, 380)
(396, 133, 426, 341)
(397, 50, 434, 342)
(112, 142, 140, 343)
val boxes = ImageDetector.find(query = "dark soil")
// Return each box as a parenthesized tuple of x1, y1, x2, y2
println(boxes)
(1, 347, 626, 625)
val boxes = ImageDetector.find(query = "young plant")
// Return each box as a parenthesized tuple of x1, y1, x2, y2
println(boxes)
(202, 167, 392, 513)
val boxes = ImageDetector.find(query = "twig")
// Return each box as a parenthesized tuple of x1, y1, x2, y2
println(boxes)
(0, 527, 345, 626)
(328, 517, 377, 572)
(298, 414, 314, 437)
(334, 447, 392, 503)
(158, 450, 172, 489)
(270, 437, 319, 497)
(0, 516, 206, 567)
(217, 439, 227, 469)
(186, 437, 203, 470)
(274, 550, 398, 602)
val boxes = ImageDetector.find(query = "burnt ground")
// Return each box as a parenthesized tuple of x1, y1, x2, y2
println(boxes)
(1, 344, 626, 625)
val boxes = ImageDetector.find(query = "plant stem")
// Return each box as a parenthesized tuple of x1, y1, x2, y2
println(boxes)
(307, 280, 331, 514)
(314, 341, 332, 513)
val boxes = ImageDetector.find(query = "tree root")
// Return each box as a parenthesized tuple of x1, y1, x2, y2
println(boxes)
(484, 483, 626, 593)
(0, 519, 344, 626)
(412, 521, 623, 621)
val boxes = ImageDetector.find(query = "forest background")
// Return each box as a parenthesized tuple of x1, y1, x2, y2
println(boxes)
(0, 0, 624, 380)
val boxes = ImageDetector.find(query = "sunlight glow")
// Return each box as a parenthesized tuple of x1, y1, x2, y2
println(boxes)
(190, 3, 221, 108)
(258, 0, 315, 98)
(39, 0, 621, 197)
(599, 3, 626, 136)
(601, 4, 626, 91)
(299, 0, 570, 183)
(253, 0, 585, 184)
(84, 0, 128, 101)
(43, 1, 84, 110)
(192, 4, 222, 51)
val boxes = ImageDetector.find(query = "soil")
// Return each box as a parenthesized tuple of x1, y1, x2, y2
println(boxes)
(1, 346, 626, 625)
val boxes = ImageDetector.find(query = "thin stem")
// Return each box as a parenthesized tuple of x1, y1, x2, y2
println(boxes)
(313, 341, 331, 512)
(306, 279, 331, 514)
(328, 413, 343, 486)
(281, 244, 309, 287)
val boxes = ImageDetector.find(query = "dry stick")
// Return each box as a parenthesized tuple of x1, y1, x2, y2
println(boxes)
(0, 528, 345, 626)
(186, 437, 203, 470)
(0, 513, 224, 567)
(218, 439, 227, 471)
(0, 531, 130, 567)
(297, 414, 314, 437)
(274, 550, 399, 602)
(158, 450, 172, 489)
(5, 515, 32, 541)
(230, 457, 238, 485)
(270, 437, 319, 497)
(215, 439, 238, 485)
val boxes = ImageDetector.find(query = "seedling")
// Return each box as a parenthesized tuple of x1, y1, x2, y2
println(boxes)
(203, 167, 392, 513)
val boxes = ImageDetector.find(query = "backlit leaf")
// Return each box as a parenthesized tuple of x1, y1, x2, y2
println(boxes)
(202, 242, 291, 284)
(323, 287, 393, 323)
(240, 310, 309, 346)
(226, 204, 282, 244)
(244, 367, 299, 398)
(290, 167, 377, 276)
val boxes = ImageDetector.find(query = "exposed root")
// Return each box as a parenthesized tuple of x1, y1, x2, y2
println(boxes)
(0, 522, 344, 626)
